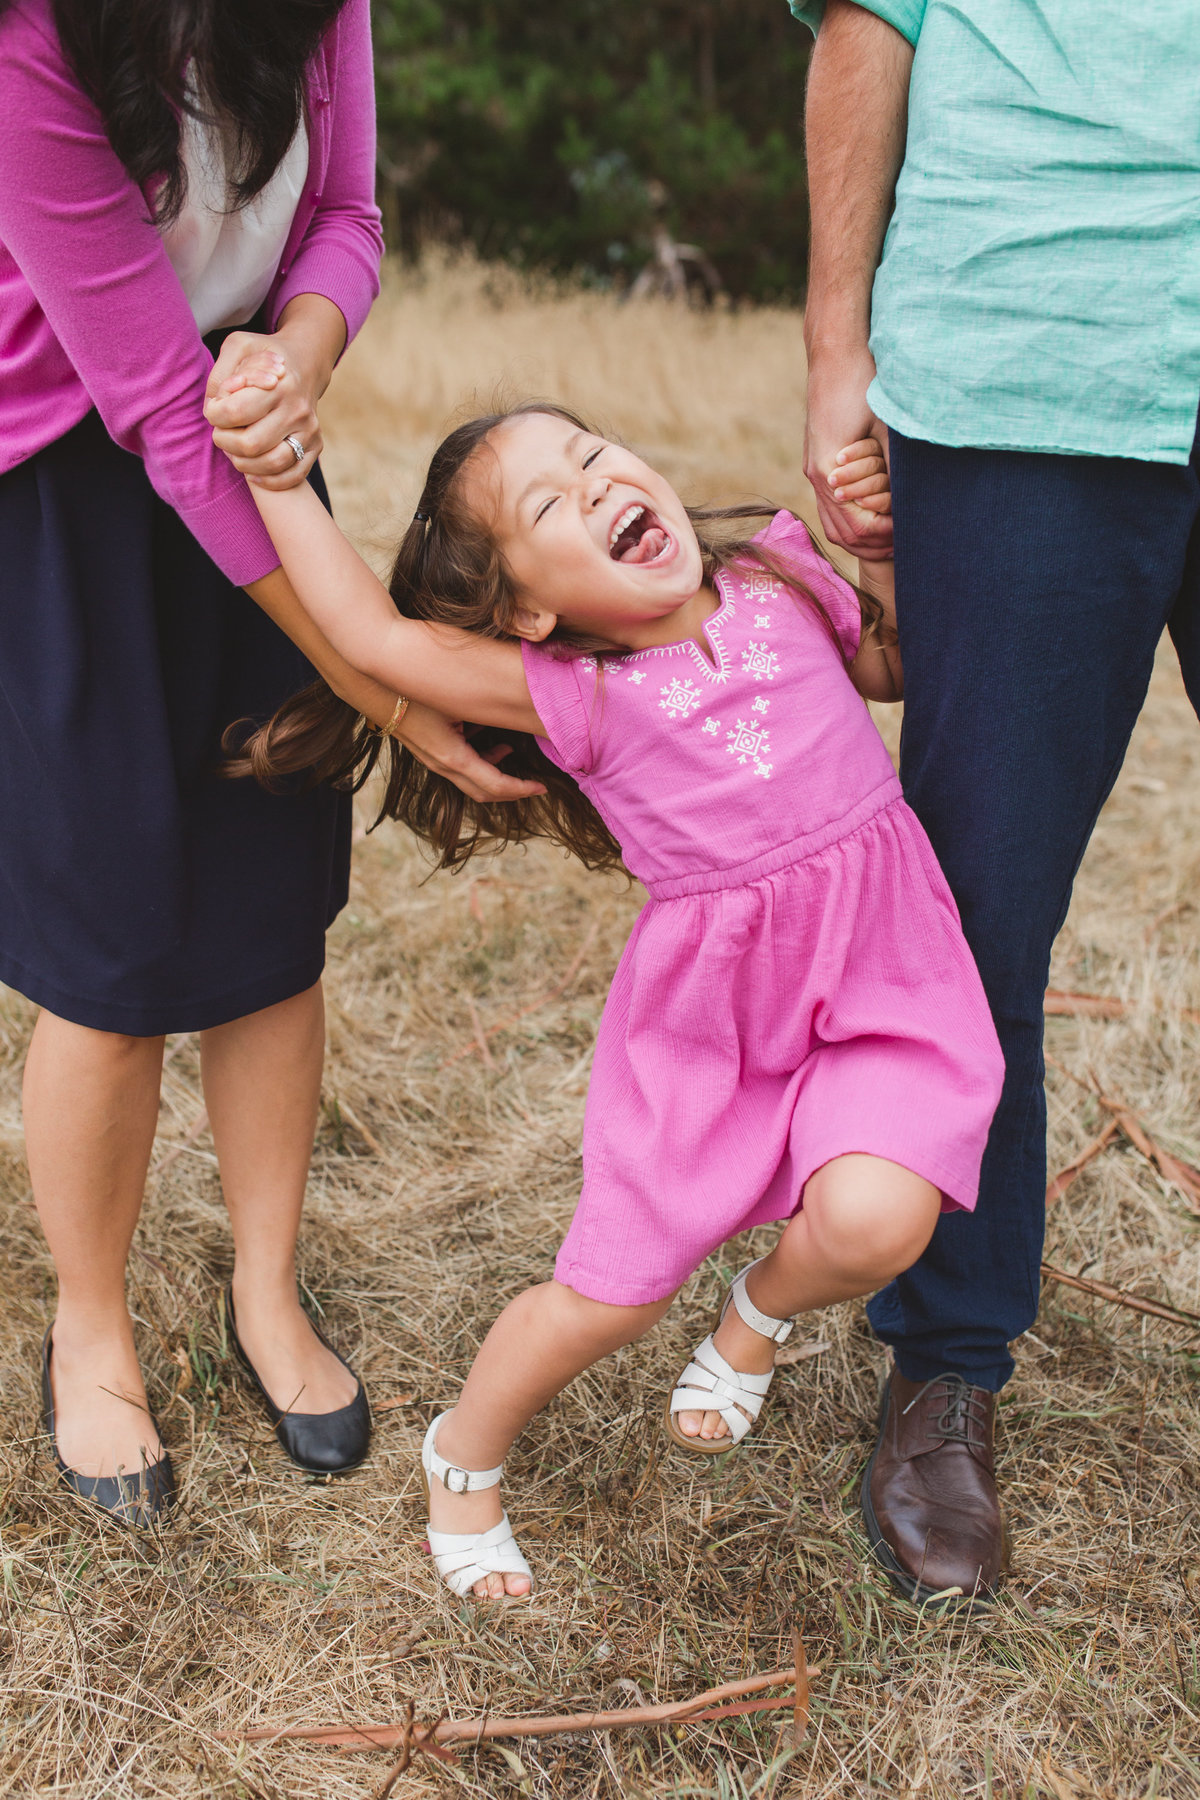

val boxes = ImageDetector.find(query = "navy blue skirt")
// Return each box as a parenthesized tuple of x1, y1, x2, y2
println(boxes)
(0, 408, 351, 1035)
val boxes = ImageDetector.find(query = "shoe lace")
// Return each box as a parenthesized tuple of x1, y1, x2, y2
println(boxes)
(902, 1374, 990, 1449)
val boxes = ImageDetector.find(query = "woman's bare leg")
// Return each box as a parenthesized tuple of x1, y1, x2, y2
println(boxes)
(201, 981, 357, 1415)
(24, 1011, 166, 1477)
(675, 1153, 942, 1442)
(431, 1281, 674, 1598)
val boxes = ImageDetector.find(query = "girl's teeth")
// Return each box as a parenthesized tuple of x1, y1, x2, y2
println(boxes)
(609, 504, 644, 549)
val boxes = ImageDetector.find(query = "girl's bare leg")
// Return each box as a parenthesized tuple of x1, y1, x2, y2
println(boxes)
(675, 1153, 942, 1442)
(431, 1282, 675, 1598)
(201, 981, 357, 1415)
(24, 1011, 167, 1477)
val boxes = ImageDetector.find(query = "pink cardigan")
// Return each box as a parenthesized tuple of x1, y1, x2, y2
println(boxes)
(0, 0, 383, 584)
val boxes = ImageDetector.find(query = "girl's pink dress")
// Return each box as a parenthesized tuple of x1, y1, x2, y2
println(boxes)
(521, 513, 1004, 1307)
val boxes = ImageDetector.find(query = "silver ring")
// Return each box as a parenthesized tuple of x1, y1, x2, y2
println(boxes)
(284, 433, 306, 465)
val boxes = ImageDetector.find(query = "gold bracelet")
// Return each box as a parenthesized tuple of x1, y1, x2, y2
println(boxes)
(381, 693, 410, 738)
(363, 694, 410, 739)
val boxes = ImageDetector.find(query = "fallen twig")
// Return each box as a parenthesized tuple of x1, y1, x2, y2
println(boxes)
(1097, 1098, 1200, 1215)
(1044, 989, 1129, 1020)
(324, 1091, 387, 1159)
(1045, 1120, 1120, 1205)
(1046, 1056, 1200, 1216)
(375, 1703, 459, 1791)
(225, 1662, 820, 1755)
(1044, 988, 1200, 1024)
(1041, 1263, 1200, 1335)
(773, 1337, 831, 1368)
(792, 1629, 809, 1747)
(441, 923, 599, 1067)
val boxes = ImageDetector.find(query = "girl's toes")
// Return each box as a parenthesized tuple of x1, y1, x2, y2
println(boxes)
(506, 1572, 532, 1597)
(700, 1410, 729, 1441)
(675, 1409, 701, 1437)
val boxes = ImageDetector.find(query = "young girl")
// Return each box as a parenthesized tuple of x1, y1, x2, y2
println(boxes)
(230, 399, 1004, 1602)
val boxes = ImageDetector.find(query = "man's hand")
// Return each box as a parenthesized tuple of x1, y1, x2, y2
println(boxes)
(802, 0, 913, 560)
(391, 703, 547, 804)
(804, 349, 894, 559)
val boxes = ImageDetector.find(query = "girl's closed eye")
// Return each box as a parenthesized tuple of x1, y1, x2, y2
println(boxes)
(533, 443, 607, 524)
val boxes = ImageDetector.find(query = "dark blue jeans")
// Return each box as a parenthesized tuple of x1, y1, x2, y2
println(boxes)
(867, 414, 1200, 1390)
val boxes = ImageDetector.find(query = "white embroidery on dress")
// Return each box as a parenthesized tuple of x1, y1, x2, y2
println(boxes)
(701, 716, 720, 736)
(755, 613, 772, 629)
(627, 670, 647, 684)
(745, 573, 781, 598)
(604, 572, 736, 684)
(726, 719, 772, 778)
(659, 676, 702, 720)
(742, 640, 779, 681)
(752, 696, 770, 715)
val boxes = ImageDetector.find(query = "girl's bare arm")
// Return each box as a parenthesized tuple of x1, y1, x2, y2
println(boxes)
(849, 557, 903, 701)
(250, 480, 545, 735)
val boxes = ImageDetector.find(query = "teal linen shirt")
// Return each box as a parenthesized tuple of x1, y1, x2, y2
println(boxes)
(791, 2, 1200, 463)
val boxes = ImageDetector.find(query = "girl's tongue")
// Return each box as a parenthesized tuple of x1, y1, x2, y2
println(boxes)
(617, 519, 668, 564)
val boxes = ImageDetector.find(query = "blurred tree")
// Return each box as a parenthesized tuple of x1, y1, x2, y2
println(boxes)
(371, 0, 811, 301)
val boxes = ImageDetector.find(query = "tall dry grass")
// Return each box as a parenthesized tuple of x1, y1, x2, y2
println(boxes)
(2, 256, 1200, 1798)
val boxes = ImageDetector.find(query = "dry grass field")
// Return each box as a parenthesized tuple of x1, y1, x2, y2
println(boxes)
(3, 257, 1200, 1798)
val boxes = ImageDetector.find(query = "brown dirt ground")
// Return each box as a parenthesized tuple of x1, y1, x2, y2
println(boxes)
(2, 258, 1199, 1798)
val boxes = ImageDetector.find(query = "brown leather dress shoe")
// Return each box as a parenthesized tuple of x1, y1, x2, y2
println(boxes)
(861, 1370, 1006, 1606)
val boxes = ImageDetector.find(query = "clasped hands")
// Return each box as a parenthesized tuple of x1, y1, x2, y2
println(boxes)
(803, 342, 894, 563)
(205, 331, 321, 487)
(204, 328, 544, 806)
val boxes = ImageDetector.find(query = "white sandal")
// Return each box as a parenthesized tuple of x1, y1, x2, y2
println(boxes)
(665, 1260, 796, 1455)
(420, 1412, 534, 1599)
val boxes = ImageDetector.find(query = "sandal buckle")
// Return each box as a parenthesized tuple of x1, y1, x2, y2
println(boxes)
(443, 1465, 470, 1494)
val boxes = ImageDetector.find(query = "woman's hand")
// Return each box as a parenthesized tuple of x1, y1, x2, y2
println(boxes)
(246, 566, 545, 804)
(205, 336, 319, 486)
(392, 703, 547, 804)
(204, 294, 347, 489)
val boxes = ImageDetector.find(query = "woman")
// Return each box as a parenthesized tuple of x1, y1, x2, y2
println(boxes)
(0, 0, 533, 1525)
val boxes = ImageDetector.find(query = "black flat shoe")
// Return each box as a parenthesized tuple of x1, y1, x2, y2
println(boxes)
(41, 1331, 176, 1527)
(225, 1289, 371, 1475)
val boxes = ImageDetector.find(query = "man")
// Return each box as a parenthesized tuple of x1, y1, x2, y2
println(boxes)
(794, 0, 1200, 1601)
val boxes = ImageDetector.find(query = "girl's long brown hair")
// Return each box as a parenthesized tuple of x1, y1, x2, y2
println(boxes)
(225, 402, 884, 874)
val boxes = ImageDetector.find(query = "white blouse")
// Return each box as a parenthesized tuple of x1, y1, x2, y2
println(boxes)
(161, 92, 309, 336)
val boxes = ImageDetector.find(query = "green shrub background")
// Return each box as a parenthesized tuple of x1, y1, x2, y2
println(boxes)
(371, 0, 812, 301)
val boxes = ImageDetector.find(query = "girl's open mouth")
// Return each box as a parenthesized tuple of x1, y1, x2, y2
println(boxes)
(608, 503, 671, 565)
